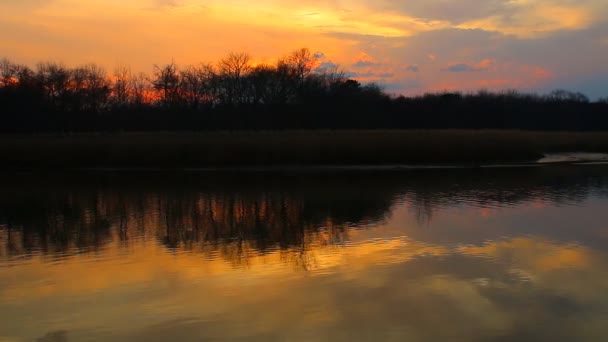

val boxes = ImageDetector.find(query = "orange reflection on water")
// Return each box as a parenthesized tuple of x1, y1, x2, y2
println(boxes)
(459, 237, 593, 273)
(2, 168, 608, 341)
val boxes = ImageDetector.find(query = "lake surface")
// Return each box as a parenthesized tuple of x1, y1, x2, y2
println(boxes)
(2, 166, 608, 341)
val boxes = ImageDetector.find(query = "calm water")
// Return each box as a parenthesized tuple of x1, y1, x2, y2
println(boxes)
(2, 166, 608, 341)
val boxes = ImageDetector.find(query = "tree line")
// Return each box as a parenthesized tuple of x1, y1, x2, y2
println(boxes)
(1, 48, 607, 132)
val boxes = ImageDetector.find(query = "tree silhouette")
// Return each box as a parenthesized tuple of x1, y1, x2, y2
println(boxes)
(0, 58, 16, 88)
(0, 50, 607, 132)
(152, 62, 181, 108)
(284, 48, 318, 86)
(130, 71, 150, 107)
(218, 52, 251, 105)
(112, 65, 132, 108)
(180, 64, 212, 109)
(71, 63, 110, 112)
(36, 62, 71, 110)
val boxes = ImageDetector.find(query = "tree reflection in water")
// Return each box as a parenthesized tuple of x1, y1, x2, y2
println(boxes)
(1, 166, 608, 269)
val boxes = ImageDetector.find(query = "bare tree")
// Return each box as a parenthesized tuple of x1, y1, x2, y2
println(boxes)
(112, 65, 132, 107)
(285, 48, 318, 85)
(320, 64, 346, 86)
(71, 63, 111, 112)
(152, 62, 181, 107)
(547, 89, 589, 103)
(247, 64, 276, 105)
(180, 63, 216, 109)
(13, 64, 35, 87)
(199, 63, 220, 105)
(36, 62, 71, 109)
(253, 63, 307, 105)
(131, 72, 150, 106)
(219, 52, 251, 80)
(0, 58, 16, 87)
(218, 52, 251, 105)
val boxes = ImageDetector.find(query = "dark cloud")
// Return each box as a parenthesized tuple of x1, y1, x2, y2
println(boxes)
(347, 71, 373, 78)
(314, 61, 338, 73)
(328, 28, 501, 67)
(352, 60, 377, 68)
(313, 52, 325, 59)
(347, 71, 394, 78)
(406, 65, 420, 72)
(444, 63, 481, 72)
(325, 25, 608, 96)
(406, 29, 501, 60)
(326, 32, 402, 42)
(496, 25, 608, 67)
(379, 0, 515, 24)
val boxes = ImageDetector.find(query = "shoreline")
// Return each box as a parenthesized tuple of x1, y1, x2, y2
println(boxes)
(2, 161, 608, 173)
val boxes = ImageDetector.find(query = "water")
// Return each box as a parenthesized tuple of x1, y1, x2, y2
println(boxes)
(2, 166, 608, 341)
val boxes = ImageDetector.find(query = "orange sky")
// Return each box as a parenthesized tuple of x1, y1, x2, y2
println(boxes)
(1, 0, 608, 97)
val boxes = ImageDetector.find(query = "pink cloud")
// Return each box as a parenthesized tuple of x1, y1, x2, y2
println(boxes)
(352, 52, 378, 68)
(522, 65, 554, 80)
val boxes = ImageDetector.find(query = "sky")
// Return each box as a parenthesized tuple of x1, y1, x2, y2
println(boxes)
(1, 0, 607, 98)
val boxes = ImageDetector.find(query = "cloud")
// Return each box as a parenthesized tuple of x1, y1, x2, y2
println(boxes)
(443, 59, 493, 73)
(315, 61, 339, 73)
(347, 71, 373, 78)
(378, 0, 515, 24)
(353, 60, 376, 68)
(313, 52, 325, 59)
(371, 0, 606, 38)
(406, 65, 420, 72)
(325, 23, 606, 96)
(2, 0, 607, 98)
(153, 0, 184, 8)
(444, 64, 480, 72)
(146, 0, 207, 12)
(347, 71, 394, 78)
(352, 52, 378, 68)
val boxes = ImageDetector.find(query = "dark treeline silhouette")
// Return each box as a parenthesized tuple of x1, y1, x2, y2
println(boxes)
(2, 49, 608, 132)
(2, 166, 608, 263)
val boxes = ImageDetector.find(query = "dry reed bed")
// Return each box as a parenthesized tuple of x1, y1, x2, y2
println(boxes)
(1, 130, 608, 168)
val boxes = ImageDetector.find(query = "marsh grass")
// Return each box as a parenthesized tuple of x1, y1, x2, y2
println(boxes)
(2, 130, 608, 168)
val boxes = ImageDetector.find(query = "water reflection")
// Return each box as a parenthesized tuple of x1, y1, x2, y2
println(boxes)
(2, 166, 607, 261)
(0, 172, 397, 266)
(1, 166, 608, 341)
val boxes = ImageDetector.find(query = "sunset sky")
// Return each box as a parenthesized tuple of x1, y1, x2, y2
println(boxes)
(1, 0, 607, 98)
